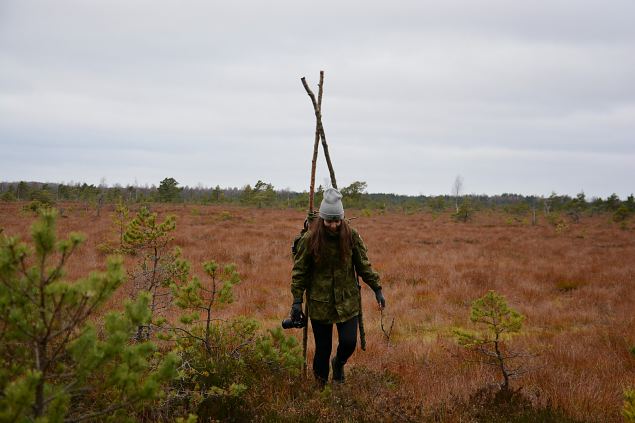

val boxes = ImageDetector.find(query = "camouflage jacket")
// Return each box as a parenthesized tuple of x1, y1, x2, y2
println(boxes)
(291, 228, 381, 324)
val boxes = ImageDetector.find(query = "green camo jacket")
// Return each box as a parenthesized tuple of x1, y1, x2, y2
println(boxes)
(291, 228, 381, 324)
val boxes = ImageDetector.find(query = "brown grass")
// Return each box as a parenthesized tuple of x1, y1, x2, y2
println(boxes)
(2, 202, 634, 421)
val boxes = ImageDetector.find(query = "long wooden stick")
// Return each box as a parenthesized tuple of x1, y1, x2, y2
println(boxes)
(301, 74, 337, 189)
(306, 71, 324, 213)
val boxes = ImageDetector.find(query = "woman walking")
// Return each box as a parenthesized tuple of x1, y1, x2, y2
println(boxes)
(290, 187, 385, 385)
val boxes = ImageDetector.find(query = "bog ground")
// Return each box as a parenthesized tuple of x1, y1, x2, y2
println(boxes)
(1, 202, 633, 422)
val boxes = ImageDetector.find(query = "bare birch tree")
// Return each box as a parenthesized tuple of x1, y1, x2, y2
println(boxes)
(452, 175, 464, 213)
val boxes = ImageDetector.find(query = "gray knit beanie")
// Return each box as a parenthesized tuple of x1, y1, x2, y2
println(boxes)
(319, 187, 345, 220)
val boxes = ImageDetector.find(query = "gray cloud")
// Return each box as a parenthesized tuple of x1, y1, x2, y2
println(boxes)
(1, 0, 634, 197)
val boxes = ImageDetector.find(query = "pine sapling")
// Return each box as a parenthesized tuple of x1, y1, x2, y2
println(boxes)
(453, 290, 531, 392)
(168, 260, 240, 355)
(96, 199, 131, 254)
(156, 261, 249, 417)
(123, 206, 189, 340)
(155, 258, 303, 419)
(113, 199, 130, 251)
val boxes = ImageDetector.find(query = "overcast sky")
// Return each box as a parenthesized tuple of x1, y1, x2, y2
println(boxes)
(1, 0, 633, 197)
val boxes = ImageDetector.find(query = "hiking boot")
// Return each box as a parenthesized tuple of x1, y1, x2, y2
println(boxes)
(331, 356, 345, 383)
(313, 371, 327, 389)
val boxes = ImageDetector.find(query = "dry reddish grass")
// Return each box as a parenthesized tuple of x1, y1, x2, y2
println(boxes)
(1, 202, 634, 421)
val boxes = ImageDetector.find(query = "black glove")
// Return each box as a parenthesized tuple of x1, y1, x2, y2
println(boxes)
(374, 288, 386, 309)
(291, 299, 303, 320)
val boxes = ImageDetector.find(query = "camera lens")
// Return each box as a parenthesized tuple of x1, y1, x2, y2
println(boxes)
(281, 318, 294, 329)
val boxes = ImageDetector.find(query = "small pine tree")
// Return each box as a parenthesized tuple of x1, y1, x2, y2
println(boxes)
(96, 199, 132, 254)
(453, 198, 474, 222)
(16, 181, 29, 201)
(453, 290, 528, 392)
(252, 180, 276, 208)
(240, 184, 253, 205)
(123, 207, 189, 340)
(169, 261, 241, 354)
(605, 193, 621, 212)
(428, 196, 447, 213)
(211, 185, 223, 203)
(341, 181, 367, 208)
(158, 261, 302, 420)
(565, 192, 587, 223)
(158, 177, 182, 203)
(113, 199, 130, 250)
(0, 210, 177, 421)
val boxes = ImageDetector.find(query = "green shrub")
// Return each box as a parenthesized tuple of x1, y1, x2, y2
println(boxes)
(625, 349, 635, 422)
(254, 327, 304, 375)
(22, 200, 50, 214)
(545, 212, 569, 233)
(28, 189, 55, 206)
(159, 317, 303, 421)
(614, 205, 631, 222)
(1, 190, 16, 202)
(157, 259, 303, 421)
(555, 280, 587, 292)
(625, 389, 635, 422)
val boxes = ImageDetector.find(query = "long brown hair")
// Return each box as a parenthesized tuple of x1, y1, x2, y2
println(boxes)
(307, 217, 353, 263)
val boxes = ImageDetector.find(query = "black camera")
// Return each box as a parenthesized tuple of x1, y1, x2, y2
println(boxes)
(281, 313, 306, 329)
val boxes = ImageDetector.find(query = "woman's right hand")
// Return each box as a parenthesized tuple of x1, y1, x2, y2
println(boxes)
(374, 288, 385, 309)
(291, 300, 303, 320)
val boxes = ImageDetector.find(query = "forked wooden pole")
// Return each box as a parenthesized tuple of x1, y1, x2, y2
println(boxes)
(301, 73, 337, 189)
(306, 71, 324, 213)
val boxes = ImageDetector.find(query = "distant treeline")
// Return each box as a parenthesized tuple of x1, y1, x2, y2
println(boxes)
(1, 178, 634, 217)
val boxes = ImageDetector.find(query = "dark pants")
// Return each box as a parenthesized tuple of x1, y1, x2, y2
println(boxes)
(311, 316, 358, 382)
